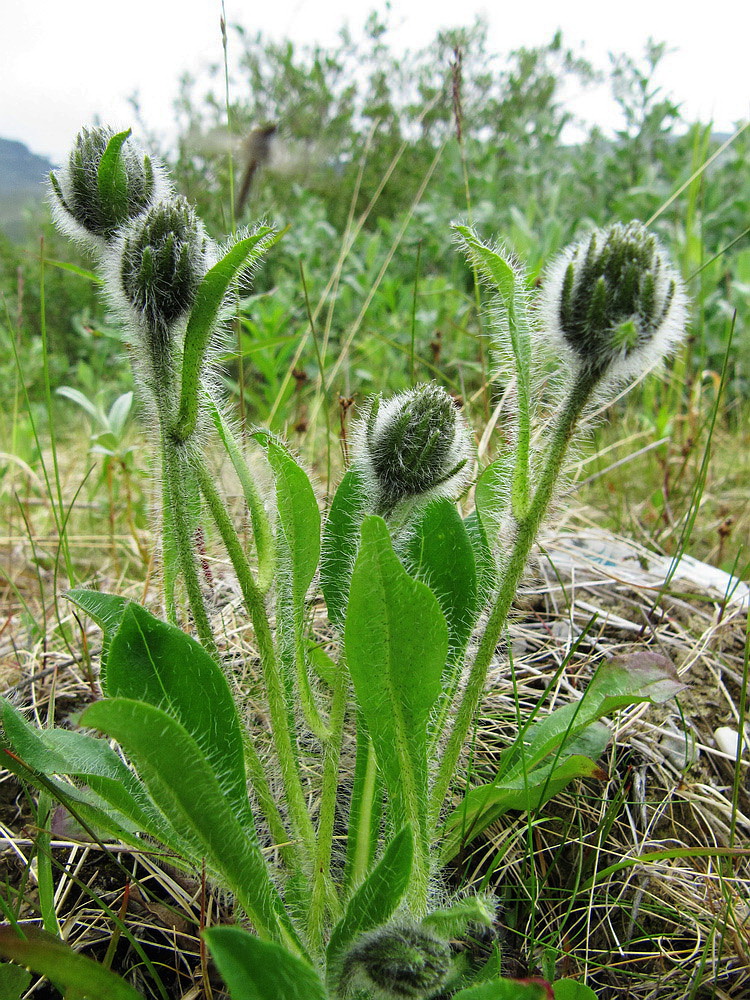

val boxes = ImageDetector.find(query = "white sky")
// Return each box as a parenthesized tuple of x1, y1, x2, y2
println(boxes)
(3, 0, 749, 163)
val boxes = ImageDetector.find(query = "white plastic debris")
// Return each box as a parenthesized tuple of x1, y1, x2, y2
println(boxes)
(543, 529, 749, 611)
(714, 726, 744, 760)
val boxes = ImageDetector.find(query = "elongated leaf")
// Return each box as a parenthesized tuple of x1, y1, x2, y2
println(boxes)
(256, 432, 325, 734)
(175, 226, 278, 441)
(261, 436, 320, 605)
(327, 826, 413, 991)
(453, 978, 553, 1000)
(404, 498, 477, 657)
(0, 699, 187, 854)
(66, 588, 130, 685)
(0, 961, 31, 999)
(204, 927, 325, 1000)
(441, 753, 608, 862)
(453, 225, 533, 515)
(81, 698, 302, 953)
(105, 602, 253, 831)
(320, 466, 370, 628)
(345, 516, 448, 836)
(107, 392, 133, 437)
(56, 385, 103, 423)
(0, 926, 144, 1000)
(503, 652, 683, 778)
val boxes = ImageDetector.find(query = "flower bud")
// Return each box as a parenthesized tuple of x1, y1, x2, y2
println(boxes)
(49, 126, 168, 249)
(115, 197, 210, 347)
(541, 221, 687, 384)
(343, 924, 452, 999)
(356, 383, 471, 514)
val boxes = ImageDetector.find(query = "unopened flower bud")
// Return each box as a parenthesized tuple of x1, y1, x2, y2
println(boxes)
(343, 924, 452, 999)
(116, 197, 210, 348)
(49, 126, 168, 249)
(541, 221, 687, 384)
(357, 383, 471, 514)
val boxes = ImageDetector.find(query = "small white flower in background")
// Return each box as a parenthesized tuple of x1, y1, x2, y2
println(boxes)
(540, 220, 688, 386)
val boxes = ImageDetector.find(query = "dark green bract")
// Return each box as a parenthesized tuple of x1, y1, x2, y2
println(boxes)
(50, 126, 156, 240)
(119, 197, 206, 342)
(557, 221, 677, 374)
(344, 924, 452, 998)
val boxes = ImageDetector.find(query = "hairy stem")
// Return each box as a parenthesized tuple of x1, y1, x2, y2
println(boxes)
(429, 370, 597, 827)
(194, 457, 317, 863)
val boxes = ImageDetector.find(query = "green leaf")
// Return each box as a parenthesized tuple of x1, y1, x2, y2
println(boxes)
(1, 699, 187, 854)
(404, 497, 477, 657)
(66, 589, 130, 686)
(327, 826, 413, 991)
(81, 698, 302, 953)
(452, 225, 533, 517)
(453, 978, 553, 1000)
(97, 129, 132, 222)
(262, 437, 320, 606)
(56, 385, 103, 423)
(0, 926, 144, 1000)
(107, 392, 133, 437)
(552, 980, 599, 1000)
(204, 927, 325, 1000)
(345, 516, 448, 837)
(422, 893, 496, 940)
(175, 226, 278, 441)
(441, 753, 608, 862)
(0, 960, 31, 999)
(505, 651, 683, 777)
(459, 631, 677, 843)
(257, 433, 325, 736)
(321, 466, 370, 628)
(105, 602, 253, 831)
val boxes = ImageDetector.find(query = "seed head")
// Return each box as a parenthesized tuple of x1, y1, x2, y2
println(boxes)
(343, 924, 452, 999)
(356, 383, 471, 514)
(116, 197, 209, 348)
(541, 221, 687, 384)
(49, 126, 168, 250)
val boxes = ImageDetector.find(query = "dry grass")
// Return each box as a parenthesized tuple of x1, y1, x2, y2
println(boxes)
(0, 407, 748, 998)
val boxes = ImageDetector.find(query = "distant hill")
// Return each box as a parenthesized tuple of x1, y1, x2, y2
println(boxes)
(0, 137, 55, 242)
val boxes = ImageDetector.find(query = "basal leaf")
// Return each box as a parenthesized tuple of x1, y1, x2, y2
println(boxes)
(262, 436, 320, 605)
(0, 926, 144, 1000)
(66, 588, 130, 685)
(441, 753, 608, 862)
(204, 927, 325, 1000)
(552, 980, 599, 1000)
(0, 961, 31, 999)
(105, 602, 253, 831)
(0, 699, 187, 854)
(453, 977, 553, 1000)
(345, 516, 448, 837)
(81, 698, 301, 953)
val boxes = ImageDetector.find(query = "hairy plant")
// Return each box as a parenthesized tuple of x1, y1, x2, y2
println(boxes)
(0, 127, 692, 1000)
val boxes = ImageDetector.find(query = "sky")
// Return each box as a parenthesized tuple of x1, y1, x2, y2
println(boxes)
(3, 0, 749, 164)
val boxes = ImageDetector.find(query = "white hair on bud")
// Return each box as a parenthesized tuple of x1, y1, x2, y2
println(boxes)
(538, 225, 689, 392)
(48, 134, 172, 257)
